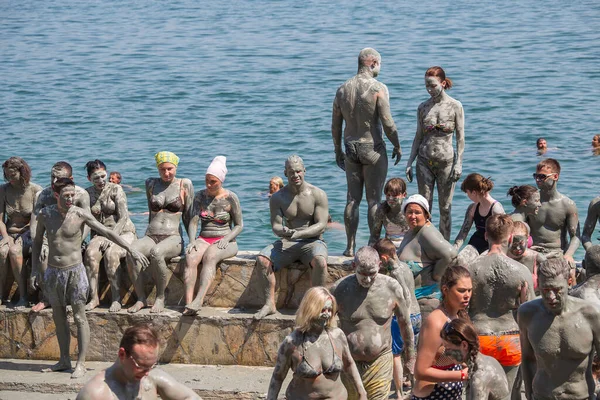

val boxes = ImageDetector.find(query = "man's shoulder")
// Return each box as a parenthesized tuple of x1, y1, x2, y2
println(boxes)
(306, 183, 327, 199)
(518, 298, 542, 316)
(333, 274, 357, 294)
(77, 369, 110, 399)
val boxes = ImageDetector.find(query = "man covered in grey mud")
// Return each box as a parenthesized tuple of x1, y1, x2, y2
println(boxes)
(32, 178, 148, 379)
(30, 161, 91, 312)
(582, 194, 600, 251)
(332, 48, 402, 257)
(77, 323, 200, 400)
(253, 155, 329, 319)
(519, 258, 600, 400)
(331, 246, 415, 400)
(528, 158, 580, 272)
(468, 214, 534, 400)
(570, 244, 600, 305)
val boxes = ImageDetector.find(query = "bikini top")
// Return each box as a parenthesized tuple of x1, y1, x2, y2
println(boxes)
(89, 184, 117, 218)
(149, 179, 184, 213)
(295, 331, 343, 379)
(423, 122, 455, 133)
(200, 210, 231, 225)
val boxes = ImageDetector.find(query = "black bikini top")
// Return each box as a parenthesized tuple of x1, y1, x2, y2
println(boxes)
(295, 330, 343, 379)
(149, 179, 184, 213)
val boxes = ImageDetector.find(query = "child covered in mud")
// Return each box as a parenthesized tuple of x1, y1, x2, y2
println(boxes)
(369, 177, 409, 248)
(507, 221, 546, 294)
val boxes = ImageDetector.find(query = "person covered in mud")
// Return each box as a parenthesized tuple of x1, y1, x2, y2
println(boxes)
(570, 244, 600, 305)
(331, 246, 414, 400)
(440, 318, 510, 400)
(507, 221, 546, 294)
(267, 287, 366, 400)
(183, 156, 243, 316)
(369, 177, 409, 248)
(405, 66, 465, 240)
(468, 214, 534, 400)
(582, 193, 600, 251)
(126, 151, 194, 314)
(32, 178, 148, 379)
(507, 184, 540, 224)
(519, 258, 600, 400)
(332, 47, 402, 257)
(254, 155, 329, 320)
(397, 194, 457, 315)
(0, 157, 42, 307)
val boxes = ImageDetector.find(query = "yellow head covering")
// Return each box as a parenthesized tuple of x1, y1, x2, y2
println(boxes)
(154, 151, 180, 168)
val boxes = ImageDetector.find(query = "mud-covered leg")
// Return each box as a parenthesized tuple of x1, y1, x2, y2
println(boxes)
(70, 302, 89, 379)
(253, 255, 277, 319)
(8, 240, 28, 307)
(436, 163, 456, 241)
(149, 235, 182, 313)
(0, 243, 10, 305)
(343, 159, 364, 257)
(104, 243, 126, 312)
(309, 256, 328, 287)
(127, 236, 154, 313)
(182, 239, 209, 307)
(83, 236, 103, 311)
(364, 152, 388, 238)
(416, 158, 436, 220)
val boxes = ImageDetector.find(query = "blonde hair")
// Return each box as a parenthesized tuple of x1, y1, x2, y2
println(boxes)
(295, 287, 337, 333)
(270, 176, 284, 189)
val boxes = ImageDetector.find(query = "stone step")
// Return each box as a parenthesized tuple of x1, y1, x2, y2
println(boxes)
(0, 306, 295, 366)
(0, 358, 292, 399)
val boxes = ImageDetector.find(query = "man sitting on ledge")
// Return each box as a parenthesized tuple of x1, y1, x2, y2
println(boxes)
(253, 155, 329, 319)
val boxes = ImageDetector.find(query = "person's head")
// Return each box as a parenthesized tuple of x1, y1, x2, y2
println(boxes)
(269, 176, 284, 194)
(440, 318, 479, 373)
(507, 185, 540, 215)
(118, 323, 160, 381)
(440, 265, 472, 315)
(593, 135, 600, 149)
(403, 194, 431, 229)
(85, 159, 108, 191)
(425, 66, 453, 98)
(154, 151, 179, 183)
(534, 158, 560, 190)
(50, 161, 73, 187)
(2, 157, 31, 187)
(52, 177, 76, 209)
(373, 238, 397, 266)
(508, 221, 530, 258)
(383, 178, 407, 209)
(206, 156, 227, 195)
(353, 246, 381, 288)
(109, 171, 122, 184)
(536, 137, 547, 150)
(460, 173, 493, 202)
(358, 48, 381, 77)
(295, 287, 337, 333)
(485, 214, 514, 245)
(538, 258, 571, 314)
(284, 155, 305, 188)
(584, 245, 600, 276)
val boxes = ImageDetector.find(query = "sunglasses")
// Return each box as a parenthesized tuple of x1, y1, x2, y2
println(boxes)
(129, 354, 157, 372)
(532, 173, 555, 181)
(442, 322, 466, 341)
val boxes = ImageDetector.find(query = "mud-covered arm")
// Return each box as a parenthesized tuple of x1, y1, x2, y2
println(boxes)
(332, 92, 346, 171)
(77, 189, 92, 242)
(152, 369, 201, 400)
(267, 337, 293, 400)
(290, 188, 329, 240)
(269, 193, 288, 239)
(453, 203, 475, 249)
(421, 227, 458, 281)
(368, 204, 385, 245)
(30, 189, 44, 240)
(563, 199, 581, 260)
(182, 178, 195, 243)
(187, 192, 201, 244)
(451, 101, 465, 181)
(406, 107, 425, 168)
(112, 185, 130, 235)
(377, 84, 401, 162)
(31, 210, 46, 281)
(0, 186, 8, 240)
(220, 192, 243, 243)
(392, 280, 415, 371)
(518, 304, 536, 400)
(581, 197, 600, 251)
(339, 329, 367, 399)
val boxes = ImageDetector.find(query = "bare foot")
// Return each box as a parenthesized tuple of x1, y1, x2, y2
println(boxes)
(85, 297, 100, 311)
(41, 360, 71, 373)
(150, 298, 165, 313)
(182, 300, 202, 316)
(253, 303, 277, 320)
(14, 299, 28, 309)
(109, 301, 122, 313)
(71, 362, 86, 379)
(343, 247, 354, 257)
(31, 301, 49, 312)
(127, 300, 147, 314)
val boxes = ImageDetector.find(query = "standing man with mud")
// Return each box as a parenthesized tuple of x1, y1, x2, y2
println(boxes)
(332, 48, 402, 257)
(32, 178, 148, 379)
(331, 246, 414, 400)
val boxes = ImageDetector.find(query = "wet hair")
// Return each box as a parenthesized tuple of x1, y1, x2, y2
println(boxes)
(440, 318, 479, 377)
(538, 258, 570, 281)
(119, 323, 160, 354)
(52, 161, 73, 176)
(485, 214, 514, 243)
(2, 157, 32, 187)
(372, 238, 396, 260)
(593, 134, 600, 147)
(284, 155, 304, 171)
(295, 287, 337, 333)
(425, 66, 453, 90)
(110, 171, 122, 183)
(382, 177, 407, 213)
(512, 220, 530, 236)
(440, 265, 472, 320)
(536, 158, 561, 175)
(507, 185, 538, 208)
(584, 245, 600, 276)
(85, 159, 107, 177)
(270, 176, 284, 190)
(358, 48, 381, 68)
(536, 137, 546, 146)
(460, 173, 494, 194)
(354, 246, 381, 271)
(52, 177, 75, 194)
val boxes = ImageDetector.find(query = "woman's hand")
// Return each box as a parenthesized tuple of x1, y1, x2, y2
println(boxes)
(186, 242, 198, 254)
(405, 165, 413, 183)
(215, 239, 229, 250)
(451, 164, 462, 182)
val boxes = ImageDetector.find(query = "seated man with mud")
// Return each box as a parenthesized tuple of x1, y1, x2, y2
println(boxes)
(253, 155, 329, 319)
(527, 158, 579, 270)
(77, 323, 200, 400)
(468, 214, 534, 400)
(519, 258, 600, 400)
(331, 246, 415, 400)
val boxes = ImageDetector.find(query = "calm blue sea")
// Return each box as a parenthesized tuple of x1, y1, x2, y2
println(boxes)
(2, 1, 599, 259)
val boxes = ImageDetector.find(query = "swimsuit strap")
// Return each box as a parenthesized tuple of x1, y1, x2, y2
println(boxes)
(300, 332, 319, 375)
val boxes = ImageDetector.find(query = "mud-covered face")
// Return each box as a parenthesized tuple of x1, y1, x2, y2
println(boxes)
(540, 275, 568, 314)
(404, 203, 427, 229)
(442, 340, 467, 363)
(370, 57, 381, 77)
(285, 161, 305, 187)
(205, 174, 222, 195)
(317, 298, 333, 326)
(356, 264, 378, 288)
(524, 191, 541, 215)
(385, 192, 406, 208)
(425, 76, 444, 98)
(509, 234, 528, 258)
(4, 166, 20, 183)
(89, 169, 107, 191)
(534, 166, 558, 191)
(57, 186, 76, 209)
(158, 162, 176, 182)
(51, 167, 70, 186)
